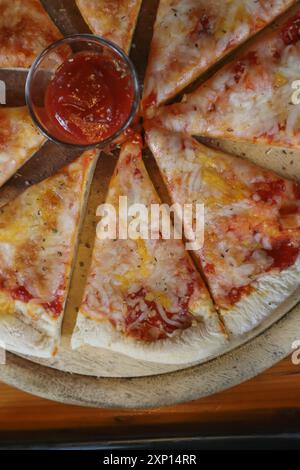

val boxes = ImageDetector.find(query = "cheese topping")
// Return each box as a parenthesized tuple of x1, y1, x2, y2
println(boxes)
(0, 107, 45, 188)
(146, 126, 300, 309)
(143, 0, 295, 108)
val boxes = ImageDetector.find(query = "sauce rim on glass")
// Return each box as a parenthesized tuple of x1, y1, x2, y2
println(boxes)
(25, 34, 140, 150)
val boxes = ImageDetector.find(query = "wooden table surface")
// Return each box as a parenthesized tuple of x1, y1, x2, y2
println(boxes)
(0, 352, 300, 443)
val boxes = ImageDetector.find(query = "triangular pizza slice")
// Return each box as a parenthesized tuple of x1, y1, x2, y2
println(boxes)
(143, 0, 295, 110)
(0, 107, 45, 188)
(0, 0, 61, 68)
(76, 0, 142, 53)
(72, 135, 226, 364)
(151, 9, 300, 148)
(0, 150, 97, 357)
(146, 125, 300, 335)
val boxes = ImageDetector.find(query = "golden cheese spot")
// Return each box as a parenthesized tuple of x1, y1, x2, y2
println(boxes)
(202, 167, 246, 204)
(114, 239, 151, 290)
(40, 188, 62, 231)
(220, 4, 248, 34)
(136, 238, 150, 261)
(26, 303, 40, 320)
(0, 293, 14, 315)
(273, 72, 288, 88)
(145, 291, 172, 310)
(115, 272, 136, 290)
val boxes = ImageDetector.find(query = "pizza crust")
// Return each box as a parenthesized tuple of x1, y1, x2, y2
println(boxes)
(72, 304, 227, 365)
(221, 255, 300, 336)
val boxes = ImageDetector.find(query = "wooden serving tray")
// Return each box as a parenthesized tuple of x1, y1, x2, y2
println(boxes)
(0, 0, 299, 408)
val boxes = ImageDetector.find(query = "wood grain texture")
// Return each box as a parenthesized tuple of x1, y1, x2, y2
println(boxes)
(1, 355, 300, 438)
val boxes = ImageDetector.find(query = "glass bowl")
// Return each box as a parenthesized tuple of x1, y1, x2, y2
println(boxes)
(25, 34, 140, 149)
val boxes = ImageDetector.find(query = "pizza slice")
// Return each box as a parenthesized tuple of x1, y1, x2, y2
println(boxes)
(143, 0, 296, 110)
(0, 150, 97, 357)
(151, 9, 300, 148)
(75, 0, 142, 53)
(0, 107, 45, 188)
(146, 125, 300, 335)
(72, 135, 226, 364)
(0, 0, 61, 68)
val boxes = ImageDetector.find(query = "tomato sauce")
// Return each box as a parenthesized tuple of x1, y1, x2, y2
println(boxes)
(190, 13, 213, 40)
(280, 204, 299, 216)
(253, 179, 286, 203)
(204, 263, 215, 275)
(226, 285, 252, 305)
(281, 12, 300, 45)
(268, 240, 299, 271)
(9, 285, 63, 316)
(42, 297, 63, 317)
(11, 286, 33, 303)
(124, 285, 194, 342)
(294, 182, 300, 200)
(44, 51, 135, 145)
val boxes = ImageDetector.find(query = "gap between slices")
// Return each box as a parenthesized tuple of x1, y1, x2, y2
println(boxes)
(72, 135, 227, 365)
(150, 8, 300, 148)
(146, 125, 300, 336)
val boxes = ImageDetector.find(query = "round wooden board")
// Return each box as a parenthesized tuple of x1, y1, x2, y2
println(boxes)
(0, 1, 300, 407)
(0, 296, 299, 409)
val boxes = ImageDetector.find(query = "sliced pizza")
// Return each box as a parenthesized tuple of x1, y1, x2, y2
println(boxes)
(143, 0, 296, 110)
(0, 0, 61, 68)
(151, 9, 300, 148)
(75, 0, 142, 53)
(0, 150, 97, 357)
(146, 125, 300, 335)
(72, 135, 226, 364)
(0, 107, 45, 188)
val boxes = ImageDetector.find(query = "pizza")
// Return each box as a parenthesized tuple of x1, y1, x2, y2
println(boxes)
(146, 125, 300, 335)
(143, 0, 296, 110)
(150, 9, 300, 148)
(0, 151, 97, 357)
(0, 0, 61, 68)
(72, 135, 226, 364)
(0, 107, 45, 188)
(75, 0, 142, 53)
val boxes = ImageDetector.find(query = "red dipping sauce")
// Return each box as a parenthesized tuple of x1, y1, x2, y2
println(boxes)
(44, 51, 136, 145)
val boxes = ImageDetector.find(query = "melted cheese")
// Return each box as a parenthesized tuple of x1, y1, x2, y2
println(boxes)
(146, 126, 300, 309)
(75, 0, 142, 52)
(0, 0, 61, 68)
(154, 10, 300, 148)
(0, 107, 45, 188)
(143, 0, 295, 108)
